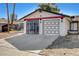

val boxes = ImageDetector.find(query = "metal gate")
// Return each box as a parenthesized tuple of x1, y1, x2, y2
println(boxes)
(26, 20, 39, 34)
(43, 19, 60, 35)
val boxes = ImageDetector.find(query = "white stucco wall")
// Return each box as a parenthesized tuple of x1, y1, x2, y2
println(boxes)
(39, 20, 43, 34)
(24, 21, 27, 33)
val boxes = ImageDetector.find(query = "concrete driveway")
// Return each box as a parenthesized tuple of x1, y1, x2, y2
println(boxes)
(47, 35, 79, 49)
(6, 34, 58, 50)
(39, 35, 79, 56)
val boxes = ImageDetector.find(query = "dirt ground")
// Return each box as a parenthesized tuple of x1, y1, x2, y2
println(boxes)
(0, 31, 19, 39)
(39, 48, 79, 56)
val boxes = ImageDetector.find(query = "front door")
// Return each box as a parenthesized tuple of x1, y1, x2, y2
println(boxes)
(26, 20, 39, 34)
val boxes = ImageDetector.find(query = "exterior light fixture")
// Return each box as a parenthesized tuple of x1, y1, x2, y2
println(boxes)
(61, 17, 63, 22)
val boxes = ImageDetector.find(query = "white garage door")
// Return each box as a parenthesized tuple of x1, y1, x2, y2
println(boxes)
(43, 19, 60, 35)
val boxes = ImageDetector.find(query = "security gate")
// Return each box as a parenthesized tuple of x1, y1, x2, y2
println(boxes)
(26, 20, 39, 34)
(43, 19, 60, 35)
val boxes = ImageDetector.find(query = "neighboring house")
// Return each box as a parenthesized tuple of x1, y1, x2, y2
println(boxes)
(19, 9, 79, 36)
(0, 18, 23, 32)
(1, 20, 23, 32)
(0, 18, 7, 32)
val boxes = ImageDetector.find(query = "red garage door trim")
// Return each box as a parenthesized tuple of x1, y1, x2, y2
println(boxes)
(24, 16, 64, 21)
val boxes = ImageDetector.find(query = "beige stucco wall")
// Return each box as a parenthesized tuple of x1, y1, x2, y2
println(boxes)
(20, 11, 60, 21)
(60, 17, 70, 36)
(20, 11, 41, 21)
(72, 16, 79, 21)
(64, 17, 70, 31)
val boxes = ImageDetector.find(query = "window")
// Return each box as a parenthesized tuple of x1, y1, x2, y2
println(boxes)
(71, 23, 77, 30)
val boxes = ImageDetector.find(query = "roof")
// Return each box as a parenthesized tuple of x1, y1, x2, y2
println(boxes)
(19, 9, 70, 20)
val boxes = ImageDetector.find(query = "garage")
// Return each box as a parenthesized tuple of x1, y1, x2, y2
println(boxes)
(43, 19, 60, 35)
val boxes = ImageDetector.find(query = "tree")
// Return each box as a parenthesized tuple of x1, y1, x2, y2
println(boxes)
(39, 3, 60, 13)
(11, 3, 16, 25)
(6, 3, 16, 32)
(6, 3, 10, 32)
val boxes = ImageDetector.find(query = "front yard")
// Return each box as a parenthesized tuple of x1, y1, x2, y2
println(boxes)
(0, 32, 79, 56)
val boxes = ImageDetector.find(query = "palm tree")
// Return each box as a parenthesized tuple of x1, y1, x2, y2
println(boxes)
(11, 3, 16, 25)
(6, 3, 10, 32)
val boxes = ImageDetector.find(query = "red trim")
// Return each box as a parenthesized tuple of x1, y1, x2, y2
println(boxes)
(24, 16, 64, 21)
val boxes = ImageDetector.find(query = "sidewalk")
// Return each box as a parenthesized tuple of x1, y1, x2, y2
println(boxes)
(0, 31, 19, 39)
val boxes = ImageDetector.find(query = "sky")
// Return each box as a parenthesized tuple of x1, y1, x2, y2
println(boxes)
(0, 3, 79, 19)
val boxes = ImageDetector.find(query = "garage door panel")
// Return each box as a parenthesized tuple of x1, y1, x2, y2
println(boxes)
(43, 19, 60, 35)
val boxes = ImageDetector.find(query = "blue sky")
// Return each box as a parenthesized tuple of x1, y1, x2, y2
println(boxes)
(0, 3, 79, 19)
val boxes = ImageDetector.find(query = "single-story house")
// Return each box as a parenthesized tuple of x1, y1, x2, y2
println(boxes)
(19, 9, 79, 36)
